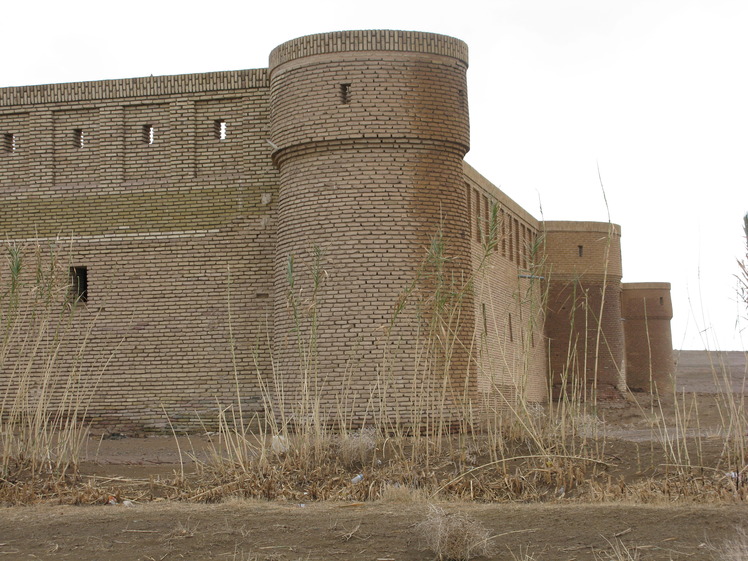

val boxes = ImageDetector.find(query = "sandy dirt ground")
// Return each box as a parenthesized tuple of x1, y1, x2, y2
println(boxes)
(1, 351, 746, 560)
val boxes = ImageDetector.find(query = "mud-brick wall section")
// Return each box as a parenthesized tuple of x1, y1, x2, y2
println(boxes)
(542, 221, 625, 398)
(0, 71, 279, 432)
(268, 31, 475, 426)
(621, 282, 674, 393)
(464, 164, 547, 411)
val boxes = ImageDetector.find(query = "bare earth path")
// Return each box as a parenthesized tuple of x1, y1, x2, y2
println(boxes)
(1, 501, 746, 560)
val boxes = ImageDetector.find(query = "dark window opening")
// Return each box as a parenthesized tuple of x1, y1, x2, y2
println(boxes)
(508, 216, 514, 262)
(474, 190, 481, 242)
(508, 313, 514, 343)
(340, 83, 352, 104)
(142, 124, 155, 145)
(578, 245, 584, 257)
(501, 209, 506, 257)
(70, 266, 88, 303)
(3, 133, 16, 153)
(482, 303, 487, 335)
(215, 119, 227, 140)
(74, 128, 85, 149)
(659, 297, 664, 306)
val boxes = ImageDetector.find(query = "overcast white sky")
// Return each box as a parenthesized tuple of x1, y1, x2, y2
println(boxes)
(2, 0, 746, 350)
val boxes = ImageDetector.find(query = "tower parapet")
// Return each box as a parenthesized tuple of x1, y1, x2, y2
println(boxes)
(268, 30, 473, 424)
(621, 282, 674, 393)
(542, 221, 625, 397)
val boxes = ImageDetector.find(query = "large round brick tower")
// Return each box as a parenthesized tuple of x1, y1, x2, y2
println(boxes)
(542, 221, 625, 399)
(621, 282, 674, 393)
(268, 31, 473, 426)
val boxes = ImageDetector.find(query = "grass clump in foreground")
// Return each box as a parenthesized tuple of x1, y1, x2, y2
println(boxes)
(0, 243, 109, 504)
(416, 504, 494, 561)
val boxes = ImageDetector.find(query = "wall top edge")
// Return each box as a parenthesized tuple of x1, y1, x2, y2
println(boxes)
(622, 282, 672, 291)
(463, 161, 540, 228)
(0, 69, 269, 107)
(541, 220, 621, 235)
(269, 30, 469, 69)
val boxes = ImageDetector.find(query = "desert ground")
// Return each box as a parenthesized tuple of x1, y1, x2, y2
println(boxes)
(1, 350, 746, 561)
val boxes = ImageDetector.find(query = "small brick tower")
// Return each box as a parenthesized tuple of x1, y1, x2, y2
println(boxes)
(542, 221, 625, 398)
(268, 31, 474, 424)
(621, 282, 674, 393)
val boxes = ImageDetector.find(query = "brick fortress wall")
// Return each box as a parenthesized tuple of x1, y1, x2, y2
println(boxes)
(541, 221, 625, 398)
(0, 72, 278, 432)
(621, 282, 674, 393)
(268, 31, 477, 425)
(464, 164, 547, 409)
(0, 30, 673, 431)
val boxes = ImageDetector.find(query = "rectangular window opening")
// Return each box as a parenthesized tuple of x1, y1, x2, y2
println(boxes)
(482, 194, 489, 242)
(578, 245, 584, 257)
(340, 83, 352, 104)
(514, 219, 520, 265)
(215, 119, 227, 140)
(474, 190, 481, 243)
(142, 124, 155, 145)
(508, 313, 514, 343)
(74, 128, 85, 149)
(659, 297, 664, 306)
(501, 209, 506, 257)
(508, 215, 514, 262)
(482, 303, 488, 335)
(70, 266, 88, 304)
(3, 133, 16, 153)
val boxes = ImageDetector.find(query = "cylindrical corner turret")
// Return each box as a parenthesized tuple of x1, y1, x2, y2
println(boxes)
(621, 282, 674, 393)
(541, 221, 625, 398)
(268, 30, 473, 424)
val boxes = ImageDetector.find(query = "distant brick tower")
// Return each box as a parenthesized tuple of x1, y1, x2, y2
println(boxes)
(542, 221, 625, 398)
(621, 283, 674, 393)
(268, 31, 474, 425)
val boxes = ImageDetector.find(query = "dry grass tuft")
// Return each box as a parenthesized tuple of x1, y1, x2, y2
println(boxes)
(379, 483, 430, 504)
(416, 504, 494, 561)
(338, 428, 377, 468)
(713, 526, 748, 561)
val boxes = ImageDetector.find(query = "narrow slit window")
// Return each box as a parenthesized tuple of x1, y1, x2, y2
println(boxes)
(508, 216, 514, 262)
(514, 218, 520, 265)
(474, 190, 481, 242)
(501, 209, 506, 256)
(659, 297, 664, 306)
(70, 266, 88, 303)
(508, 313, 514, 343)
(215, 119, 227, 140)
(142, 124, 155, 145)
(74, 128, 85, 149)
(3, 133, 16, 153)
(482, 303, 488, 335)
(578, 245, 584, 257)
(482, 195, 489, 242)
(340, 83, 352, 104)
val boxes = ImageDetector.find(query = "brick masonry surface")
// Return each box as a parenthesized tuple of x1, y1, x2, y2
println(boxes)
(0, 30, 672, 432)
